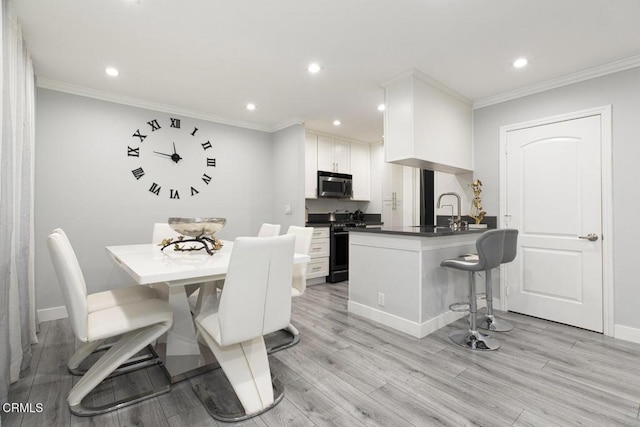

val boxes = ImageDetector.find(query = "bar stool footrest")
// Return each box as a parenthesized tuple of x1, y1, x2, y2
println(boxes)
(449, 302, 470, 313)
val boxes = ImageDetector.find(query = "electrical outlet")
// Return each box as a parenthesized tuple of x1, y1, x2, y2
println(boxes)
(378, 292, 385, 306)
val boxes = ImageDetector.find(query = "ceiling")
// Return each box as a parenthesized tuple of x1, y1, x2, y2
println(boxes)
(14, 0, 640, 143)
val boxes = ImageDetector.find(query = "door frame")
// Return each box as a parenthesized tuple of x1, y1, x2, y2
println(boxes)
(498, 105, 613, 336)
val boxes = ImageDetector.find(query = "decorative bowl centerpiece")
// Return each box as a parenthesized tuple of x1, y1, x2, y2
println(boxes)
(160, 217, 226, 255)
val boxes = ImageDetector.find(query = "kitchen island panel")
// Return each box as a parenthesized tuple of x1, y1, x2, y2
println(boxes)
(349, 241, 421, 323)
(349, 231, 479, 338)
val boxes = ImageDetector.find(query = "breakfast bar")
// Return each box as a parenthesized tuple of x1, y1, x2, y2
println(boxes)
(348, 226, 486, 338)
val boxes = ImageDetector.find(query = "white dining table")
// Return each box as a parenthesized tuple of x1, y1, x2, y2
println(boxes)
(106, 240, 310, 382)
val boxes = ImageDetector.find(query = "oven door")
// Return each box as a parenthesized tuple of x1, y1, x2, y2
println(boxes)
(329, 230, 349, 282)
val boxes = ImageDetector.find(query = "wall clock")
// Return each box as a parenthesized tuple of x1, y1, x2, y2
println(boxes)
(127, 117, 216, 199)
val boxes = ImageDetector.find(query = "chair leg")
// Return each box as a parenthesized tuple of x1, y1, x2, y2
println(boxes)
(449, 271, 500, 351)
(267, 323, 300, 353)
(195, 333, 284, 421)
(477, 269, 514, 332)
(68, 324, 171, 416)
(68, 340, 160, 377)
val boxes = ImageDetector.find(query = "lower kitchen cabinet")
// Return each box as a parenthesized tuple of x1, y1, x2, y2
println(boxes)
(307, 226, 329, 284)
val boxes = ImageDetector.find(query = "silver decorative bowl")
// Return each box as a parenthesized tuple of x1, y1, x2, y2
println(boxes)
(168, 217, 226, 237)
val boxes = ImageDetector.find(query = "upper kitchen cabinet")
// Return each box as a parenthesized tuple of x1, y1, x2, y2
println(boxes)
(350, 141, 370, 201)
(317, 135, 350, 173)
(382, 69, 472, 174)
(305, 131, 371, 201)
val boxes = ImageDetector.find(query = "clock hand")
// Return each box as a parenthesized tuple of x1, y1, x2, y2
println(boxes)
(153, 150, 183, 163)
(153, 151, 173, 158)
(170, 142, 182, 163)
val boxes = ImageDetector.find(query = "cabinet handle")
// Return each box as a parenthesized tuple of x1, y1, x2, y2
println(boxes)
(311, 266, 322, 271)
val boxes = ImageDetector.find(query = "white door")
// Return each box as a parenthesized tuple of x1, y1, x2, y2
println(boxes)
(505, 115, 603, 332)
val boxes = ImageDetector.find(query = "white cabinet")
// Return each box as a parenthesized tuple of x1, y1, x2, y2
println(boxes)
(317, 135, 350, 173)
(306, 131, 372, 201)
(350, 142, 370, 201)
(382, 70, 472, 174)
(307, 227, 329, 283)
(382, 161, 404, 227)
(305, 133, 318, 198)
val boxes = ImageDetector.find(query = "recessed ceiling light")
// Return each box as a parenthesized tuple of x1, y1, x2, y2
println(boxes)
(308, 63, 322, 74)
(333, 120, 341, 126)
(246, 103, 256, 111)
(105, 67, 119, 77)
(377, 104, 386, 112)
(513, 57, 529, 68)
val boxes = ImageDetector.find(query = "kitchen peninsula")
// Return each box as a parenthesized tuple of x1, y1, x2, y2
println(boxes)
(348, 226, 486, 338)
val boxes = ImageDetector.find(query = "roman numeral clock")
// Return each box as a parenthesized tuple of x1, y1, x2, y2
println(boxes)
(127, 117, 216, 200)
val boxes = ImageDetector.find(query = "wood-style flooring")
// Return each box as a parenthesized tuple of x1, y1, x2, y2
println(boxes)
(5, 281, 640, 426)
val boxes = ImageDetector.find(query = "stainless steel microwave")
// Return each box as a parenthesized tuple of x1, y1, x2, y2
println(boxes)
(317, 171, 353, 198)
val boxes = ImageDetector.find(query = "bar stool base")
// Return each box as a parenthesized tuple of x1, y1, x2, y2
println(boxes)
(449, 329, 500, 351)
(477, 316, 514, 332)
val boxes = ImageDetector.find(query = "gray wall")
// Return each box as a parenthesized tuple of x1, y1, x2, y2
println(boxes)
(35, 89, 301, 313)
(272, 124, 306, 230)
(473, 67, 640, 330)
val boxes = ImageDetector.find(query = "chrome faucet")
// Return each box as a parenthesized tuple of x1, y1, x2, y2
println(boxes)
(437, 192, 462, 230)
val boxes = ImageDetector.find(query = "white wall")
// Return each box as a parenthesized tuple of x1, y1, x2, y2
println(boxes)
(272, 124, 306, 229)
(434, 171, 473, 218)
(35, 89, 299, 313)
(473, 67, 640, 332)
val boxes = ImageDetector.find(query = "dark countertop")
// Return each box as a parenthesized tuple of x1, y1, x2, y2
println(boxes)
(348, 225, 487, 237)
(305, 221, 385, 228)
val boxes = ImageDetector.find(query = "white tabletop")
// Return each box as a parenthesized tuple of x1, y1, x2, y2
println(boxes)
(106, 240, 310, 286)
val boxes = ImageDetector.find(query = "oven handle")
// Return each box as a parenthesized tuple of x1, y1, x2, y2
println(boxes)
(331, 231, 349, 236)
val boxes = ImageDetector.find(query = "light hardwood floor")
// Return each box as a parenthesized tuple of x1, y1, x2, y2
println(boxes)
(5, 281, 640, 426)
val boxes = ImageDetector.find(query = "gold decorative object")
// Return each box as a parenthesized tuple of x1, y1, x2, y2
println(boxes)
(469, 179, 487, 225)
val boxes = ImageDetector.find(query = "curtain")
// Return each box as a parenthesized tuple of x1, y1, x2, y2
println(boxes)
(0, 0, 37, 407)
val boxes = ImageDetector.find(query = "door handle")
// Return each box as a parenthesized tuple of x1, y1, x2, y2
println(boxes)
(578, 233, 599, 242)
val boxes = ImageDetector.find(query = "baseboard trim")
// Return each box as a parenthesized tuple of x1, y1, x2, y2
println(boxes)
(347, 301, 474, 339)
(614, 324, 640, 344)
(37, 306, 67, 322)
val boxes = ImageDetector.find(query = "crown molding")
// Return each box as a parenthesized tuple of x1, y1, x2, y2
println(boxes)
(473, 54, 640, 109)
(271, 116, 307, 132)
(36, 78, 274, 133)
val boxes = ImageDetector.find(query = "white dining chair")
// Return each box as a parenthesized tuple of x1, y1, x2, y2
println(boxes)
(51, 228, 161, 376)
(193, 234, 295, 422)
(202, 221, 283, 311)
(47, 231, 174, 416)
(257, 223, 281, 237)
(267, 225, 313, 352)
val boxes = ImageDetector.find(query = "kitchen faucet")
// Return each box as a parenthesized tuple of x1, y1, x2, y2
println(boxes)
(437, 192, 463, 230)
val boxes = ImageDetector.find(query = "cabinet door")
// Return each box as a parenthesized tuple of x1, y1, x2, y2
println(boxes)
(305, 134, 318, 198)
(333, 139, 350, 173)
(382, 161, 405, 227)
(317, 136, 335, 172)
(350, 142, 370, 200)
(382, 161, 403, 201)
